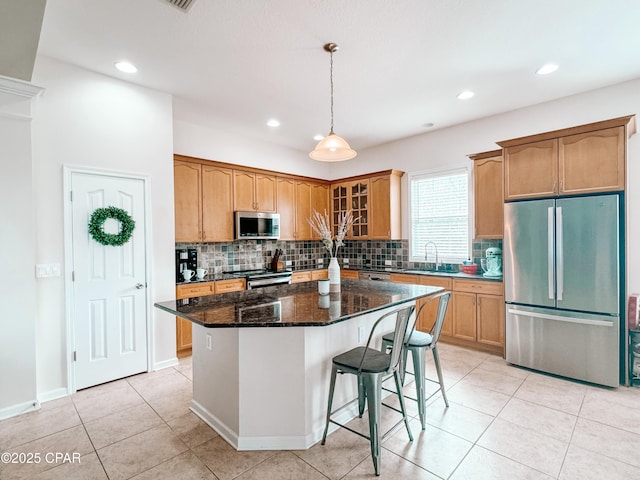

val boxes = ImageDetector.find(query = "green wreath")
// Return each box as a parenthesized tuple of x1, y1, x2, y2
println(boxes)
(88, 206, 136, 246)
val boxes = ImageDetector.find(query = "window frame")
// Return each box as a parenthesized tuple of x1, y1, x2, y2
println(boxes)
(407, 164, 473, 264)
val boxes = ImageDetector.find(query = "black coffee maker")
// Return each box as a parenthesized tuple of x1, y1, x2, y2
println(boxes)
(175, 249, 197, 282)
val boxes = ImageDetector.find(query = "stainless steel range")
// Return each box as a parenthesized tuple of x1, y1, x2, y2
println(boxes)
(226, 269, 293, 289)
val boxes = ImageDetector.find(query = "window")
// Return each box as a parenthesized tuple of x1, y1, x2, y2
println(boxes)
(409, 167, 469, 263)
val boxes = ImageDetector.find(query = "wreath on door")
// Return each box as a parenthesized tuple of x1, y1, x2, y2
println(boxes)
(88, 206, 136, 246)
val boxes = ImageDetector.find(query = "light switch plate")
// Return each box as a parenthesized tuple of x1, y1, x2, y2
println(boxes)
(384, 260, 392, 266)
(36, 263, 61, 278)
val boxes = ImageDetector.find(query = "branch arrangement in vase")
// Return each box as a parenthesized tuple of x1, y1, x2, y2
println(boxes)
(307, 209, 358, 258)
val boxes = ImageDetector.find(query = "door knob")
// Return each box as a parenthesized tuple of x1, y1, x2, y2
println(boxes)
(135, 283, 145, 289)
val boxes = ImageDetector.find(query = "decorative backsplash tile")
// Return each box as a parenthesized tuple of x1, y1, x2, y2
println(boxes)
(176, 238, 502, 274)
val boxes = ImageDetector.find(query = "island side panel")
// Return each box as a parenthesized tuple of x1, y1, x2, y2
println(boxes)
(191, 324, 240, 445)
(238, 327, 307, 449)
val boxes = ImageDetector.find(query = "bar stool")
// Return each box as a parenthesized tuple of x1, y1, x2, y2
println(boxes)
(321, 304, 416, 476)
(381, 291, 451, 430)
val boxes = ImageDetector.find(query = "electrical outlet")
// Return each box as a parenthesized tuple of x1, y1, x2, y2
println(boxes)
(384, 260, 392, 266)
(317, 258, 324, 265)
(206, 334, 212, 350)
(358, 325, 365, 343)
(285, 260, 292, 266)
(343, 258, 349, 264)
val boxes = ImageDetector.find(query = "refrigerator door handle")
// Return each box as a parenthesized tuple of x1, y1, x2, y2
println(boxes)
(506, 308, 614, 327)
(548, 207, 555, 300)
(556, 206, 563, 301)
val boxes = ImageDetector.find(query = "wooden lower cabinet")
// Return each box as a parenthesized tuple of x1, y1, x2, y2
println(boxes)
(175, 279, 246, 356)
(390, 273, 504, 355)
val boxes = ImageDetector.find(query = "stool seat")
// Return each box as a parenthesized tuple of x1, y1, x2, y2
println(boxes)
(333, 347, 391, 373)
(382, 330, 433, 348)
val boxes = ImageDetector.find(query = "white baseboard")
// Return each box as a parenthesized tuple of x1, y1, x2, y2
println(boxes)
(38, 387, 69, 404)
(154, 357, 179, 371)
(0, 399, 40, 421)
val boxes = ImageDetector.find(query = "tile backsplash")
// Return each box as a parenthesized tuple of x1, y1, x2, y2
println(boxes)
(176, 238, 502, 274)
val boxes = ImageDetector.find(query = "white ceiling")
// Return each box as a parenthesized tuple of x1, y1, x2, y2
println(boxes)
(37, 0, 640, 154)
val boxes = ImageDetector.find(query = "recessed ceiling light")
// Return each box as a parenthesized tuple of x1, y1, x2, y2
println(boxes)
(313, 134, 325, 141)
(457, 91, 475, 100)
(114, 61, 137, 73)
(266, 119, 280, 127)
(536, 63, 559, 75)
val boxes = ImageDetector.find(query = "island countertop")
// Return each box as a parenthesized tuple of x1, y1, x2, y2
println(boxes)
(155, 279, 442, 328)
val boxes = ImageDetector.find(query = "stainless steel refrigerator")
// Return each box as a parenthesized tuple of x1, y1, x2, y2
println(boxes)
(504, 194, 622, 387)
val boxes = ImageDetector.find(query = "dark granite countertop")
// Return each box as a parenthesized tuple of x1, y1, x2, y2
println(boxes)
(157, 279, 442, 328)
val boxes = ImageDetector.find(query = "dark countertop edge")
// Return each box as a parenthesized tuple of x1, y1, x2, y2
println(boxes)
(156, 284, 443, 329)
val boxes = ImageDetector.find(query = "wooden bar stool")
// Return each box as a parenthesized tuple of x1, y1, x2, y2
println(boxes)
(381, 291, 451, 430)
(321, 304, 416, 476)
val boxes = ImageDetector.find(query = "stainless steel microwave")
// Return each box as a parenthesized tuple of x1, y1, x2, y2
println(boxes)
(234, 211, 280, 240)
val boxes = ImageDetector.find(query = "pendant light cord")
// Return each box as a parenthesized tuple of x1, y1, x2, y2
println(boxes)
(329, 48, 334, 135)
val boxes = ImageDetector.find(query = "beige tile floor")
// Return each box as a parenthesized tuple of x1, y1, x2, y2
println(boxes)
(2, 343, 640, 479)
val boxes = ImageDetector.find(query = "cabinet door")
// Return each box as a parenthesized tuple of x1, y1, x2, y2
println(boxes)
(310, 183, 329, 240)
(202, 165, 234, 242)
(295, 181, 312, 240)
(417, 276, 453, 335)
(350, 180, 369, 238)
(331, 183, 349, 237)
(176, 318, 192, 355)
(477, 293, 505, 348)
(256, 174, 277, 212)
(559, 126, 625, 194)
(233, 171, 256, 211)
(370, 175, 391, 239)
(452, 291, 476, 341)
(504, 139, 558, 200)
(291, 271, 312, 283)
(277, 178, 296, 240)
(474, 155, 503, 238)
(174, 161, 202, 242)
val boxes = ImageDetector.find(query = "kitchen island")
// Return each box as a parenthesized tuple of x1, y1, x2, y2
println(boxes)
(155, 279, 442, 450)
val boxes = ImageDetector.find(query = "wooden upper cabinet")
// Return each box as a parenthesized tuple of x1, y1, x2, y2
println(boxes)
(370, 172, 402, 239)
(233, 171, 277, 212)
(295, 181, 313, 240)
(276, 177, 296, 240)
(233, 171, 255, 211)
(559, 126, 624, 194)
(174, 160, 202, 242)
(255, 174, 277, 212)
(469, 150, 503, 238)
(202, 165, 234, 242)
(503, 139, 558, 200)
(500, 115, 635, 200)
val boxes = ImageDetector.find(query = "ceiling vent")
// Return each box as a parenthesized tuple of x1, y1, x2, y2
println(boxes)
(163, 0, 196, 12)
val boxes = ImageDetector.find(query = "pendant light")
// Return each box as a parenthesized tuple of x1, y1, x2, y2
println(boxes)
(309, 43, 357, 162)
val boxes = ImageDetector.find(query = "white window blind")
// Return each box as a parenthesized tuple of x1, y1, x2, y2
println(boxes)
(410, 168, 469, 263)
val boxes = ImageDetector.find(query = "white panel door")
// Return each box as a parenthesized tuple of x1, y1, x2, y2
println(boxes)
(71, 172, 148, 389)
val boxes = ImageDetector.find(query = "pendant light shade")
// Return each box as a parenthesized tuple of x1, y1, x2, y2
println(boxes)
(309, 43, 357, 162)
(309, 134, 357, 162)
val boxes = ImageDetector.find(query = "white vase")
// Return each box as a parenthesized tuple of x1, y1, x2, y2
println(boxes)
(328, 257, 341, 292)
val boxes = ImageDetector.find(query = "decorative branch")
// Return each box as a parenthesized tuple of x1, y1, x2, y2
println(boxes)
(307, 209, 358, 257)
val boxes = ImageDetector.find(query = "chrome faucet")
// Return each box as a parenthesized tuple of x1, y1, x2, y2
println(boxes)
(424, 241, 439, 270)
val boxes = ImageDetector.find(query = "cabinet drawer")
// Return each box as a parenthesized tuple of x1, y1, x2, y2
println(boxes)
(419, 275, 452, 289)
(291, 271, 312, 283)
(340, 269, 359, 279)
(311, 269, 328, 280)
(176, 282, 215, 300)
(390, 273, 420, 284)
(453, 279, 503, 295)
(215, 278, 246, 293)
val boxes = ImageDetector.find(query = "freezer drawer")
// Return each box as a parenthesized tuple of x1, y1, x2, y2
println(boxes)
(506, 306, 619, 387)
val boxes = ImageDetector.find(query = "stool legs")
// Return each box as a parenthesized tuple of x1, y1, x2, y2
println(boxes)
(432, 346, 449, 407)
(409, 346, 427, 430)
(321, 365, 338, 445)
